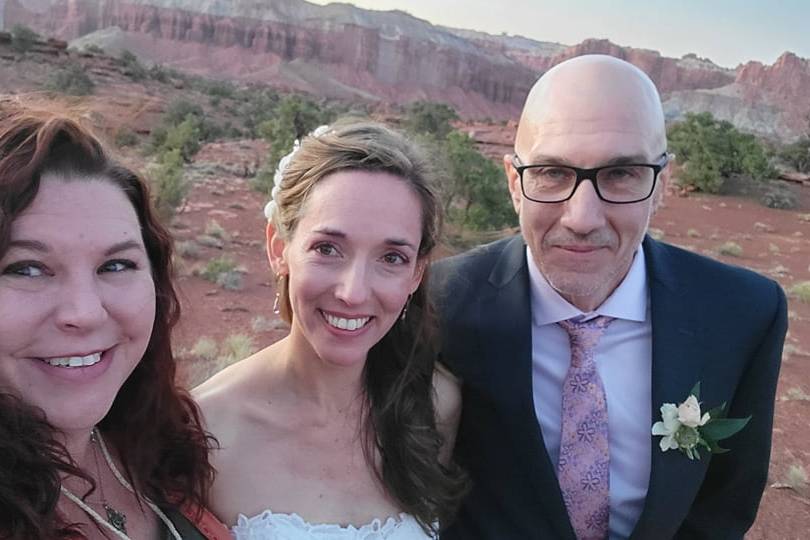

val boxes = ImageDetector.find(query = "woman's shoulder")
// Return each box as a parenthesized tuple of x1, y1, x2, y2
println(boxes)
(432, 363, 461, 464)
(192, 348, 270, 427)
(432, 363, 461, 424)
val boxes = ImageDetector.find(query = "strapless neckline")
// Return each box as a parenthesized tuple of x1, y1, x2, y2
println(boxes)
(231, 508, 435, 539)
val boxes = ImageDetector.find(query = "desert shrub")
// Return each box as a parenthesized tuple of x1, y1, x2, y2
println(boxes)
(148, 63, 169, 82)
(250, 315, 276, 334)
(404, 110, 516, 232)
(235, 88, 280, 137)
(668, 112, 775, 193)
(175, 240, 200, 259)
(785, 464, 808, 491)
(161, 114, 202, 162)
(199, 255, 241, 290)
(200, 79, 237, 99)
(253, 95, 334, 193)
(190, 337, 219, 361)
(10, 24, 39, 53)
(205, 219, 229, 240)
(759, 182, 799, 209)
(789, 281, 810, 303)
(150, 148, 188, 219)
(149, 98, 225, 154)
(778, 136, 810, 173)
(81, 44, 105, 55)
(195, 234, 224, 249)
(119, 49, 148, 80)
(442, 131, 516, 230)
(216, 270, 244, 291)
(716, 241, 743, 257)
(784, 387, 810, 401)
(220, 334, 256, 365)
(404, 101, 458, 139)
(45, 63, 94, 95)
(114, 128, 138, 148)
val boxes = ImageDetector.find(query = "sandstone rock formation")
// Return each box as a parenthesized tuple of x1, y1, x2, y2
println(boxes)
(3, 0, 808, 138)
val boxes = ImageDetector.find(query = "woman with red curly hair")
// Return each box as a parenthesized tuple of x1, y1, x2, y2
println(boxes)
(0, 101, 227, 540)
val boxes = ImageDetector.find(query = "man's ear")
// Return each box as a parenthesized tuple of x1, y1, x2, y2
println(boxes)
(503, 153, 522, 214)
(651, 157, 671, 214)
(266, 222, 288, 276)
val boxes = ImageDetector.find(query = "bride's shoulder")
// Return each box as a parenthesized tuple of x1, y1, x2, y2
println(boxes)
(432, 363, 461, 464)
(432, 363, 461, 424)
(193, 348, 270, 420)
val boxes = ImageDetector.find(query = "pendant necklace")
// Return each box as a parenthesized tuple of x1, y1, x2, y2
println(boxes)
(90, 429, 129, 534)
(59, 428, 183, 540)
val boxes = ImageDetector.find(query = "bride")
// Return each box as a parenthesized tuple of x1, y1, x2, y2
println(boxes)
(195, 122, 468, 538)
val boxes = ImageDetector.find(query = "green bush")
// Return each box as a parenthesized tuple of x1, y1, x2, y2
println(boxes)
(760, 182, 799, 209)
(148, 63, 170, 83)
(190, 337, 219, 361)
(443, 131, 516, 230)
(668, 112, 775, 193)
(45, 63, 95, 96)
(10, 24, 39, 53)
(789, 281, 810, 303)
(199, 256, 238, 285)
(114, 128, 138, 148)
(236, 89, 280, 137)
(150, 148, 188, 219)
(119, 49, 148, 80)
(404, 101, 458, 139)
(161, 114, 202, 162)
(253, 95, 334, 193)
(716, 241, 743, 257)
(778, 136, 810, 173)
(81, 44, 105, 55)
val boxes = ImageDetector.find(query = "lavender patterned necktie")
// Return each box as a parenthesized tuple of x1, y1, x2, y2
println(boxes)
(557, 316, 615, 540)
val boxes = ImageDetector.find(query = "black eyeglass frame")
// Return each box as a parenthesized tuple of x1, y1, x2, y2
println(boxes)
(511, 153, 670, 204)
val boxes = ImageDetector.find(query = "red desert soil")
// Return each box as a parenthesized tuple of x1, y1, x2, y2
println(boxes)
(171, 140, 810, 537)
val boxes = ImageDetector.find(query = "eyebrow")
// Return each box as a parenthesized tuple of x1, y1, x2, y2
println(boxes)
(104, 240, 145, 256)
(312, 227, 417, 251)
(525, 154, 653, 166)
(7, 239, 48, 252)
(7, 239, 144, 256)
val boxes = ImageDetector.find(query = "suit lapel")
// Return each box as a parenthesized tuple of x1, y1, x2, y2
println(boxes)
(630, 238, 712, 539)
(480, 236, 576, 540)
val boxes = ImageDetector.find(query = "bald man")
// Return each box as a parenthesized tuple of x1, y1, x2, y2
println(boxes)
(432, 55, 787, 540)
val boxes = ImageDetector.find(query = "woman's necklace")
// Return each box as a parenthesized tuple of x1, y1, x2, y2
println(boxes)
(59, 428, 183, 540)
(90, 429, 129, 533)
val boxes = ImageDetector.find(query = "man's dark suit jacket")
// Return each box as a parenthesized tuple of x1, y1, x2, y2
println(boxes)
(431, 235, 787, 540)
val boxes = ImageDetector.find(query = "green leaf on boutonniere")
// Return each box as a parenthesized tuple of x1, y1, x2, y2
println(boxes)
(689, 381, 701, 400)
(701, 416, 751, 441)
(704, 402, 728, 421)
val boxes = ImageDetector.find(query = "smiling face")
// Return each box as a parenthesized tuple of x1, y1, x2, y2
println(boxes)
(269, 170, 425, 368)
(0, 176, 156, 433)
(506, 56, 669, 311)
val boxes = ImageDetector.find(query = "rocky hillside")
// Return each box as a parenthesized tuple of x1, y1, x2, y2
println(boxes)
(3, 0, 809, 139)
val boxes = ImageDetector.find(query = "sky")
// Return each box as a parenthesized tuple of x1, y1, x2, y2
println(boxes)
(309, 0, 809, 68)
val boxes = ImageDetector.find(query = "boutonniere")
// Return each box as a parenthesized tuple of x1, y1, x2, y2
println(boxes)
(651, 382, 750, 460)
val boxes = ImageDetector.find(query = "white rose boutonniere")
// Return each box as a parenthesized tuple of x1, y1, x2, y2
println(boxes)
(651, 382, 750, 460)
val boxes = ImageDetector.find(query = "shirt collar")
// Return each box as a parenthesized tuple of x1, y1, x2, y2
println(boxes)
(527, 243, 649, 326)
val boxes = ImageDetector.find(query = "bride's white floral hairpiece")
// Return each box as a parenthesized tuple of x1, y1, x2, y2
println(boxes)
(264, 125, 331, 221)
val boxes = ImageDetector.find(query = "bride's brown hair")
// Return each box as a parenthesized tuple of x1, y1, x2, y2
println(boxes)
(269, 121, 469, 534)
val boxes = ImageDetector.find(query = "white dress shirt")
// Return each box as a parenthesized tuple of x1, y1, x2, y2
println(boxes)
(527, 246, 652, 540)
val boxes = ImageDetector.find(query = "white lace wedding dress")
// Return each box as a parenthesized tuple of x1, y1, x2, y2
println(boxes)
(230, 509, 435, 539)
